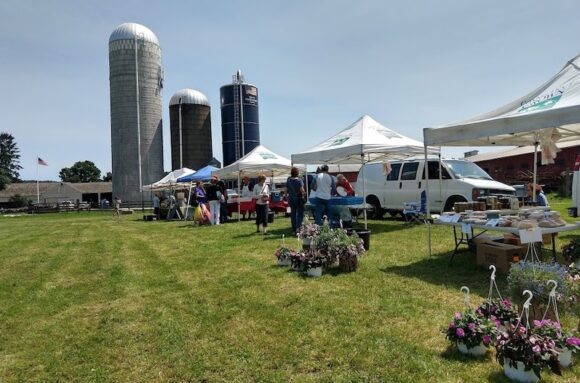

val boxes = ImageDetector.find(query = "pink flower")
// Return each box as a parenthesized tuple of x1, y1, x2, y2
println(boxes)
(454, 312, 461, 319)
(518, 326, 527, 334)
(449, 322, 455, 329)
(483, 335, 491, 346)
(533, 320, 542, 327)
(468, 323, 476, 331)
(532, 345, 541, 353)
(456, 328, 465, 338)
(567, 337, 580, 346)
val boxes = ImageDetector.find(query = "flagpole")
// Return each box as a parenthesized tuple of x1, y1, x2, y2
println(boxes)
(36, 157, 39, 204)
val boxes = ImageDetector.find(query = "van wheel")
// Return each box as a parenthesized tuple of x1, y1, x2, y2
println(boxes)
(443, 196, 467, 212)
(366, 196, 384, 219)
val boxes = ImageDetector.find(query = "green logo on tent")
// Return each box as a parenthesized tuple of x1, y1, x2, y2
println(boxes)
(518, 87, 565, 114)
(326, 136, 350, 147)
(259, 152, 277, 160)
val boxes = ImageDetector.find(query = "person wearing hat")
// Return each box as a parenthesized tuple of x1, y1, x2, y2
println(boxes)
(527, 183, 549, 207)
(206, 176, 222, 225)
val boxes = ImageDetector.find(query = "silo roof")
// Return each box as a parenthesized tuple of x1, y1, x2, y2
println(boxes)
(109, 22, 160, 46)
(170, 89, 210, 106)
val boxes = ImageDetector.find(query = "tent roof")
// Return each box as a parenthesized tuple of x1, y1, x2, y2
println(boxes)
(291, 115, 438, 164)
(176, 165, 219, 182)
(143, 167, 195, 190)
(424, 54, 580, 147)
(212, 145, 293, 179)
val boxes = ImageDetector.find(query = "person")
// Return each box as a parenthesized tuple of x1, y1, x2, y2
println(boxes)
(312, 164, 334, 225)
(253, 174, 270, 234)
(286, 166, 305, 234)
(528, 183, 550, 206)
(166, 193, 178, 220)
(113, 196, 121, 218)
(206, 176, 221, 225)
(335, 174, 355, 196)
(153, 192, 160, 219)
(217, 178, 228, 223)
(194, 181, 206, 206)
(241, 176, 252, 197)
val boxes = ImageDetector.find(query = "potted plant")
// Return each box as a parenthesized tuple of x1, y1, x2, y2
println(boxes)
(507, 261, 570, 320)
(444, 309, 497, 356)
(275, 245, 295, 266)
(297, 223, 320, 249)
(562, 239, 580, 264)
(532, 319, 580, 368)
(496, 324, 561, 382)
(329, 229, 365, 272)
(476, 298, 518, 329)
(563, 265, 580, 331)
(303, 249, 327, 277)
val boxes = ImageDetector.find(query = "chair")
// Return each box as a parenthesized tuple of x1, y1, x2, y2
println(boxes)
(403, 190, 427, 224)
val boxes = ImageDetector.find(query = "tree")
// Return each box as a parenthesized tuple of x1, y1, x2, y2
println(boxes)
(59, 161, 102, 183)
(102, 172, 112, 182)
(0, 133, 22, 190)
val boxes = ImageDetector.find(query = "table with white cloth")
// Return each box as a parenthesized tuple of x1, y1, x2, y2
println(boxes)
(435, 220, 580, 263)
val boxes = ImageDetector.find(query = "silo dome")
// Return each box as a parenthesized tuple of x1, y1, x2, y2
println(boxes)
(170, 89, 210, 107)
(109, 22, 160, 46)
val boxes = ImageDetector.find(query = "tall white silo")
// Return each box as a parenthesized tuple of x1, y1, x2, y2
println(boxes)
(109, 22, 164, 203)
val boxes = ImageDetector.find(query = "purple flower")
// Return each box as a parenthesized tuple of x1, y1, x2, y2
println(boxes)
(468, 323, 476, 331)
(483, 335, 491, 346)
(532, 345, 541, 353)
(454, 312, 461, 319)
(449, 322, 455, 329)
(567, 337, 580, 346)
(456, 328, 465, 338)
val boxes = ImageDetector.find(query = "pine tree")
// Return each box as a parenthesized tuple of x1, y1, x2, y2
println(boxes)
(0, 133, 22, 190)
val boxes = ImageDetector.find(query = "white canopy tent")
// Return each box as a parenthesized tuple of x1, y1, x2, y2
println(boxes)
(423, 54, 580, 256)
(212, 145, 295, 221)
(142, 167, 196, 191)
(292, 115, 439, 229)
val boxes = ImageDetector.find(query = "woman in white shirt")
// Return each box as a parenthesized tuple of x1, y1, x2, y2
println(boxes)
(253, 174, 270, 235)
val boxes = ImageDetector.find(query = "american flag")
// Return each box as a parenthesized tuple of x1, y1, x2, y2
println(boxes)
(37, 157, 48, 166)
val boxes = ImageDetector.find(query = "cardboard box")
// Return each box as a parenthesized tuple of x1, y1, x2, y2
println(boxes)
(503, 233, 554, 246)
(476, 242, 526, 273)
(472, 234, 503, 245)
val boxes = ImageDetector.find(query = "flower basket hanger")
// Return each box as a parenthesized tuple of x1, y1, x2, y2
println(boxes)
(542, 280, 560, 324)
(487, 265, 503, 304)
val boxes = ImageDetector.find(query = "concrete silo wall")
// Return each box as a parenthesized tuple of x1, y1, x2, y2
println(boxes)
(109, 39, 164, 203)
(169, 104, 212, 171)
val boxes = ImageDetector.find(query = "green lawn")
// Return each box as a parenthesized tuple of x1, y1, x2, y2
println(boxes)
(0, 205, 578, 382)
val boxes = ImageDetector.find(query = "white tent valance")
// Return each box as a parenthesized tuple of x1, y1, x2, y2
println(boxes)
(212, 145, 294, 180)
(292, 115, 438, 164)
(424, 54, 580, 147)
(143, 167, 196, 191)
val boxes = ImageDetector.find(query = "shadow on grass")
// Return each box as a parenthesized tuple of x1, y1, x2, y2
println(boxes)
(440, 344, 492, 364)
(380, 252, 490, 297)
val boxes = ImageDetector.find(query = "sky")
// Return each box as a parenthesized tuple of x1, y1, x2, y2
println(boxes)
(2, 0, 580, 181)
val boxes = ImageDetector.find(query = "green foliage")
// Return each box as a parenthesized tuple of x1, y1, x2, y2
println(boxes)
(102, 172, 112, 182)
(507, 261, 570, 306)
(443, 309, 497, 349)
(0, 132, 22, 189)
(59, 160, 102, 183)
(7, 194, 31, 208)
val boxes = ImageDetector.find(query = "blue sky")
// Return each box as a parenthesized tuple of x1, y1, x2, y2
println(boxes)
(2, 0, 580, 180)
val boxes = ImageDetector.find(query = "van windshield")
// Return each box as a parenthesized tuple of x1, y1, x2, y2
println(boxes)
(445, 160, 492, 180)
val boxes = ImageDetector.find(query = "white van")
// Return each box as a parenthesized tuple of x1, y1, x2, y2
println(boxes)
(356, 159, 515, 217)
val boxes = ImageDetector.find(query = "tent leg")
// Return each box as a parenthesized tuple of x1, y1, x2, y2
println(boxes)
(533, 143, 538, 203)
(361, 154, 367, 230)
(424, 144, 432, 257)
(184, 182, 193, 221)
(238, 172, 241, 222)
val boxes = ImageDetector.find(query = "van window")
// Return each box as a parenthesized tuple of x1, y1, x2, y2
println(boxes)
(400, 162, 419, 180)
(386, 163, 401, 181)
(422, 161, 451, 180)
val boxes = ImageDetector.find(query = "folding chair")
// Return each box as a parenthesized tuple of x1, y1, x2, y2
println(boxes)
(403, 191, 427, 224)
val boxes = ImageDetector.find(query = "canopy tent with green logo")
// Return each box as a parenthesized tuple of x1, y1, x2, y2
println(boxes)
(423, 53, 580, 255)
(292, 115, 439, 229)
(212, 144, 295, 221)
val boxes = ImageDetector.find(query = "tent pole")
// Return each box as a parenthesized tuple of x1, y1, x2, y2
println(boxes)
(238, 172, 241, 222)
(424, 144, 432, 257)
(533, 143, 538, 203)
(361, 154, 368, 230)
(184, 181, 193, 221)
(438, 149, 443, 211)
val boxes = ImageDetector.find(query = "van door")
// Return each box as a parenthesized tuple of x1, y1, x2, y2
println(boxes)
(422, 160, 451, 212)
(383, 162, 402, 209)
(391, 161, 420, 209)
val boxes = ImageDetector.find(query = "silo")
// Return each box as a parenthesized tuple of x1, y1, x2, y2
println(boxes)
(109, 22, 164, 203)
(169, 89, 212, 170)
(220, 70, 260, 166)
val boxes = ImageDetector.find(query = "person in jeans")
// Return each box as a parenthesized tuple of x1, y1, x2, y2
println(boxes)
(206, 176, 221, 225)
(253, 174, 270, 235)
(286, 166, 305, 234)
(312, 164, 334, 225)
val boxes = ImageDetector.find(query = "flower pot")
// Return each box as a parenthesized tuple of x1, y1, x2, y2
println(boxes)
(306, 266, 322, 277)
(292, 263, 303, 272)
(339, 256, 358, 272)
(346, 228, 371, 250)
(456, 341, 487, 356)
(277, 258, 291, 267)
(503, 360, 539, 383)
(558, 347, 573, 368)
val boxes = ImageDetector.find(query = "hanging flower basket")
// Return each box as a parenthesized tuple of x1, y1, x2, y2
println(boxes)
(457, 341, 488, 356)
(306, 266, 322, 277)
(502, 359, 540, 383)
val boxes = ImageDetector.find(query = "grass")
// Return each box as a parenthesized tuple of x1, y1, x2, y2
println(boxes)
(0, 203, 578, 382)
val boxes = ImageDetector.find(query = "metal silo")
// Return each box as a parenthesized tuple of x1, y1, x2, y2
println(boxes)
(109, 22, 164, 203)
(220, 70, 260, 166)
(169, 89, 212, 170)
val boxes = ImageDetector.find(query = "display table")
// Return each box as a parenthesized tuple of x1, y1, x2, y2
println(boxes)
(226, 197, 287, 217)
(305, 196, 367, 223)
(435, 220, 579, 263)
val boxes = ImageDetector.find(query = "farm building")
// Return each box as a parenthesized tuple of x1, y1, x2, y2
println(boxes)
(0, 182, 112, 207)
